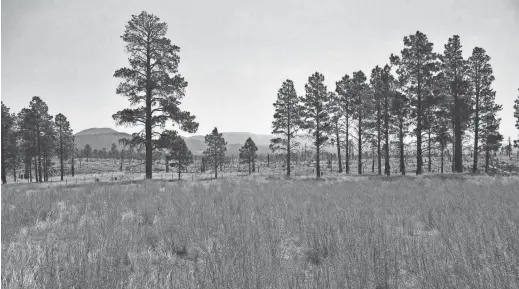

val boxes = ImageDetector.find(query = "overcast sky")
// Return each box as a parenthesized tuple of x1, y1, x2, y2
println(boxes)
(2, 0, 519, 139)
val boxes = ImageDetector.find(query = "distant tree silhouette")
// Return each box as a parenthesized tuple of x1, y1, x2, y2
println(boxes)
(203, 127, 227, 179)
(84, 144, 92, 162)
(240, 137, 258, 175)
(169, 136, 193, 180)
(270, 80, 301, 176)
(514, 89, 519, 131)
(300, 72, 332, 178)
(112, 11, 198, 179)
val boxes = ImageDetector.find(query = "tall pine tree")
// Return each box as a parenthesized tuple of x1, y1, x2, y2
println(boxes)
(350, 71, 369, 175)
(335, 74, 353, 174)
(270, 80, 301, 176)
(300, 72, 332, 178)
(442, 35, 471, 173)
(468, 47, 495, 172)
(394, 31, 439, 175)
(328, 91, 343, 173)
(112, 11, 198, 179)
(55, 113, 73, 181)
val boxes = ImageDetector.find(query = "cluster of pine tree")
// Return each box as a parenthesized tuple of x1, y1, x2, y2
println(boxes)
(271, 31, 513, 178)
(1, 97, 75, 184)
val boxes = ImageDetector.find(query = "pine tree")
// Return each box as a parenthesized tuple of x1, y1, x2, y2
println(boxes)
(390, 88, 411, 175)
(203, 127, 227, 179)
(394, 31, 439, 175)
(110, 143, 118, 161)
(467, 47, 495, 172)
(442, 35, 472, 173)
(369, 66, 384, 175)
(84, 144, 92, 162)
(328, 91, 343, 173)
(239, 137, 258, 174)
(300, 72, 332, 178)
(270, 80, 301, 176)
(55, 113, 73, 181)
(17, 108, 36, 182)
(112, 11, 198, 179)
(169, 136, 193, 180)
(381, 64, 394, 176)
(350, 71, 369, 175)
(29, 97, 54, 182)
(481, 103, 503, 172)
(335, 74, 353, 174)
(514, 93, 519, 129)
(431, 72, 452, 174)
(1, 102, 17, 184)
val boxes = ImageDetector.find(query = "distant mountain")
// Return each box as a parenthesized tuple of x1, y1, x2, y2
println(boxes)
(74, 128, 333, 155)
(74, 128, 131, 151)
(75, 127, 121, 136)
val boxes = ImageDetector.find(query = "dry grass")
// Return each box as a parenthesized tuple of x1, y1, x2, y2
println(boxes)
(2, 175, 519, 288)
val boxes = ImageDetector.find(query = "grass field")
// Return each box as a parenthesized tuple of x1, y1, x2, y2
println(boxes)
(2, 175, 519, 288)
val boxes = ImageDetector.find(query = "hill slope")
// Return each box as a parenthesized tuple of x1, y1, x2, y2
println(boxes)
(74, 128, 131, 151)
(74, 128, 336, 155)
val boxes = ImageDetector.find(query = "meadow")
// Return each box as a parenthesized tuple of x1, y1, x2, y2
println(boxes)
(2, 174, 519, 289)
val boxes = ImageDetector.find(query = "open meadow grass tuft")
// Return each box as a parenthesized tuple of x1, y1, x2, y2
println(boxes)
(2, 175, 519, 288)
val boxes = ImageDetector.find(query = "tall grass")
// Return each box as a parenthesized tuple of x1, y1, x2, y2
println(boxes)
(2, 176, 519, 288)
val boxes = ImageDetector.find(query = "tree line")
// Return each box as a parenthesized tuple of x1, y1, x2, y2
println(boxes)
(1, 97, 74, 184)
(271, 31, 518, 178)
(4, 12, 519, 183)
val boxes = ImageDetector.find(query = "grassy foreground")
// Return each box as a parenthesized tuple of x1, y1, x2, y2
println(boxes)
(2, 176, 519, 288)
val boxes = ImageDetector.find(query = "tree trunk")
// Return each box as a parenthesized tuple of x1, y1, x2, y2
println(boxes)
(1, 143, 6, 184)
(473, 85, 480, 173)
(416, 79, 423, 175)
(336, 125, 343, 173)
(384, 96, 390, 176)
(377, 110, 382, 175)
(178, 165, 181, 180)
(440, 142, 444, 174)
(248, 160, 251, 175)
(165, 155, 169, 173)
(428, 127, 432, 173)
(13, 161, 17, 182)
(399, 121, 405, 176)
(34, 156, 38, 183)
(43, 153, 47, 182)
(214, 153, 218, 179)
(71, 154, 75, 177)
(37, 128, 43, 183)
(60, 129, 64, 181)
(372, 149, 375, 174)
(485, 146, 490, 173)
(358, 113, 362, 175)
(454, 90, 463, 173)
(346, 115, 350, 174)
(316, 142, 320, 178)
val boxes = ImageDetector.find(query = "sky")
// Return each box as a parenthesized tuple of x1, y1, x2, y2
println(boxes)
(2, 0, 519, 140)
